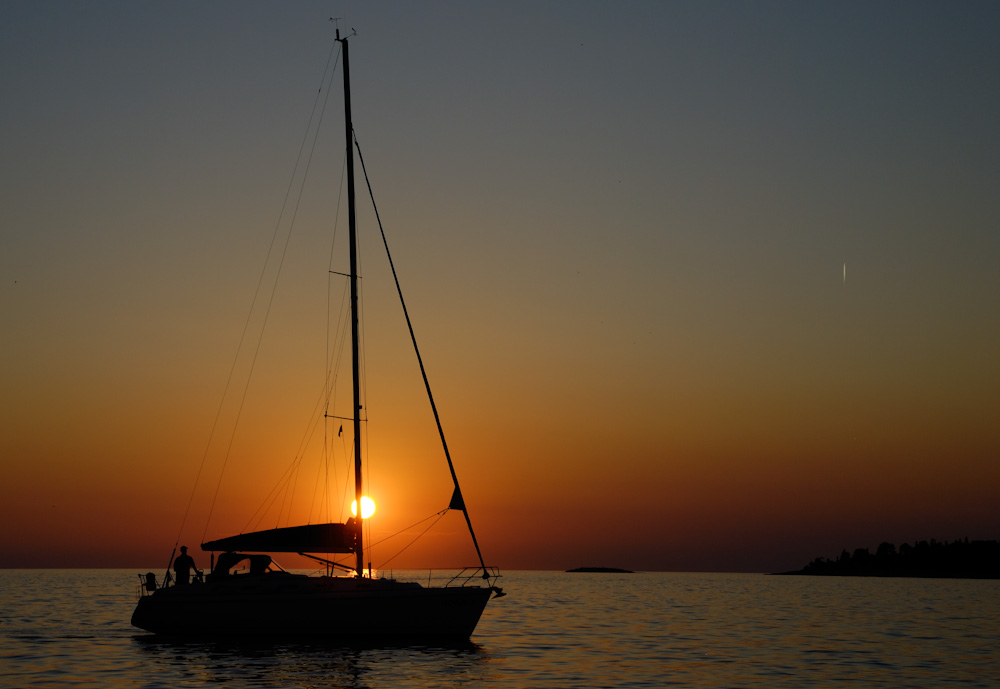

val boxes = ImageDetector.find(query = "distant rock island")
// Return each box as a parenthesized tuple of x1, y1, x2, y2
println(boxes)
(566, 567, 635, 573)
(778, 538, 1000, 579)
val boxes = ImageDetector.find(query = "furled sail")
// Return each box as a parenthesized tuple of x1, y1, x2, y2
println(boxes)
(201, 522, 356, 554)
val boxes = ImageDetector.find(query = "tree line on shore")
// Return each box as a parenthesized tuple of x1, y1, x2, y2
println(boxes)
(780, 538, 1000, 578)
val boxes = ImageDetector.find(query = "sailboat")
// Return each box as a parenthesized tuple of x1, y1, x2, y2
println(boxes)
(131, 29, 502, 640)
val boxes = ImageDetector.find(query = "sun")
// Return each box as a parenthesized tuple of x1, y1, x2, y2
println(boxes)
(351, 496, 376, 519)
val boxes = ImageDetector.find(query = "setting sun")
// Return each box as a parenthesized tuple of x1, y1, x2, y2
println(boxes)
(351, 497, 376, 519)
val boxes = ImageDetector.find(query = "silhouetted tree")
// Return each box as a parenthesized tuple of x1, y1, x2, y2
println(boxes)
(780, 538, 1000, 578)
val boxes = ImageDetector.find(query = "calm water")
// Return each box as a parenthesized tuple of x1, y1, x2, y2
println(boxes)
(1, 569, 997, 688)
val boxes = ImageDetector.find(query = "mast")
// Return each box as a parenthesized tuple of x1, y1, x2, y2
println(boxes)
(338, 29, 365, 578)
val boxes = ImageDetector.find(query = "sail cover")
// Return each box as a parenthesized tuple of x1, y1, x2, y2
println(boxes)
(201, 522, 356, 553)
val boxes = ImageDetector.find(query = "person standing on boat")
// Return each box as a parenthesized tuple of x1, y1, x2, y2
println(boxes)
(173, 546, 199, 586)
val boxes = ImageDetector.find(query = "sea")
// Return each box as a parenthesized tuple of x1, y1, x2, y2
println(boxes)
(1, 569, 997, 688)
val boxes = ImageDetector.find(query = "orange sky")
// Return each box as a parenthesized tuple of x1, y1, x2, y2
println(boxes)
(2, 2, 999, 572)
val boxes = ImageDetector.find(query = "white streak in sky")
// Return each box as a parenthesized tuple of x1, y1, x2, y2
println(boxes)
(843, 262, 846, 285)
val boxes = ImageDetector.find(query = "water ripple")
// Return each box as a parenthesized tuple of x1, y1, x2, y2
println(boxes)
(1, 570, 999, 687)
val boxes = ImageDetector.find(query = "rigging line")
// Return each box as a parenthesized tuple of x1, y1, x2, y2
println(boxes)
(242, 454, 298, 533)
(357, 268, 373, 555)
(376, 511, 448, 570)
(319, 420, 329, 525)
(201, 41, 344, 541)
(268, 392, 323, 531)
(249, 289, 350, 533)
(275, 380, 329, 528)
(328, 283, 353, 520)
(324, 437, 331, 524)
(242, 369, 330, 535)
(266, 278, 352, 526)
(176, 39, 343, 550)
(240, 372, 333, 533)
(308, 424, 329, 524)
(241, 361, 343, 533)
(339, 432, 354, 523)
(368, 509, 448, 549)
(285, 369, 341, 516)
(334, 422, 354, 521)
(312, 279, 351, 524)
(321, 154, 349, 526)
(353, 134, 491, 576)
(325, 154, 348, 411)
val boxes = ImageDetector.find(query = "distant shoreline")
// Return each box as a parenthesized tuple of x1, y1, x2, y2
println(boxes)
(776, 538, 1000, 579)
(566, 567, 635, 573)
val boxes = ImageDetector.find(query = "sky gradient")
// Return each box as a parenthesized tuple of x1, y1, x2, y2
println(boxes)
(3, 1, 999, 572)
